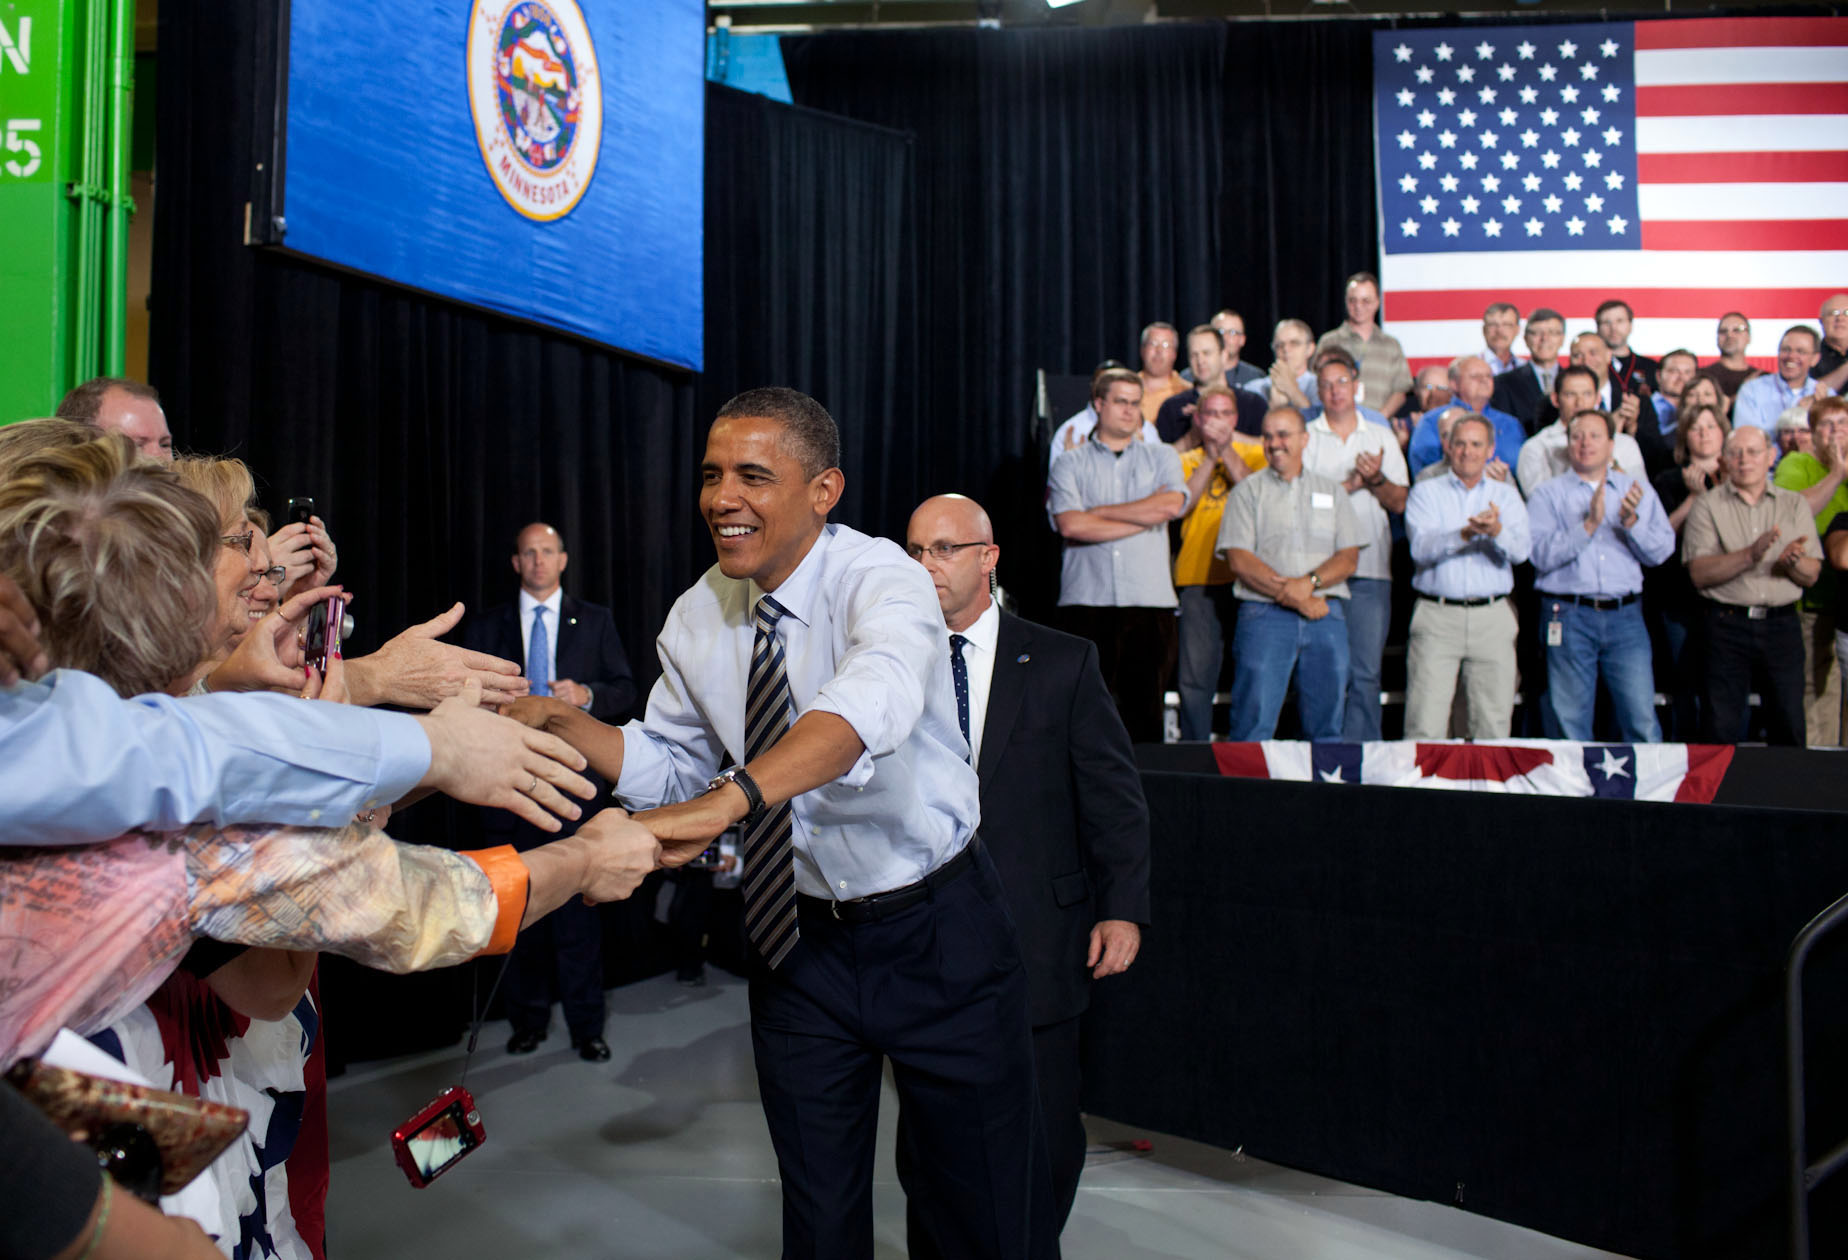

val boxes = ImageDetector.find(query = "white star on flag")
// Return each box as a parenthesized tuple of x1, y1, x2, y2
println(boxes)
(1566, 215, 1585, 235)
(1524, 217, 1544, 236)
(1397, 88, 1416, 107)
(1320, 766, 1347, 783)
(1435, 41, 1454, 61)
(1401, 218, 1419, 236)
(1484, 219, 1503, 237)
(1585, 193, 1605, 212)
(1399, 174, 1418, 192)
(1416, 65, 1434, 83)
(1476, 40, 1495, 58)
(1543, 193, 1562, 212)
(1498, 63, 1516, 82)
(1599, 38, 1619, 57)
(1538, 63, 1556, 82)
(1604, 171, 1624, 189)
(1459, 152, 1480, 169)
(1607, 214, 1628, 233)
(1441, 217, 1461, 236)
(1460, 195, 1481, 213)
(1502, 194, 1521, 213)
(1420, 195, 1439, 213)
(1394, 43, 1413, 61)
(1597, 748, 1630, 779)
(1516, 40, 1535, 59)
(1457, 66, 1476, 83)
(1558, 40, 1578, 58)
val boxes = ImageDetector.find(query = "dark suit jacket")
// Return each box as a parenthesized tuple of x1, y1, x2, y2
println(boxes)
(465, 593, 636, 723)
(976, 611, 1151, 1027)
(1490, 363, 1552, 435)
(465, 594, 637, 846)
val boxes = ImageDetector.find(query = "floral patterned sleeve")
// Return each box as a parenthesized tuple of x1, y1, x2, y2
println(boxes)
(186, 825, 520, 974)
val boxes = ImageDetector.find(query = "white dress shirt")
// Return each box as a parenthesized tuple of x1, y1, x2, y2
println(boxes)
(1304, 416, 1409, 582)
(517, 587, 562, 686)
(1516, 421, 1646, 498)
(616, 523, 979, 900)
(953, 600, 1001, 766)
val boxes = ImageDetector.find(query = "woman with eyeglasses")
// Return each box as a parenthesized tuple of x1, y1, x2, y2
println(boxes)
(170, 457, 281, 685)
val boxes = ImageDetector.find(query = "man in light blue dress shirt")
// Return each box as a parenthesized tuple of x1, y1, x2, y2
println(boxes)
(1735, 326, 1830, 437)
(508, 388, 1053, 1260)
(1528, 410, 1678, 742)
(1403, 415, 1532, 739)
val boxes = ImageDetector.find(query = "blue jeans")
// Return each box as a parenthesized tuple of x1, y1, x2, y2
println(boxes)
(1176, 584, 1236, 741)
(1228, 599, 1349, 741)
(1341, 577, 1391, 741)
(1543, 599, 1661, 743)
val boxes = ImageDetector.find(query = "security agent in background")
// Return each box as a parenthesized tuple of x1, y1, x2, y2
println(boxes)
(506, 389, 1057, 1259)
(902, 493, 1151, 1252)
(466, 521, 637, 1060)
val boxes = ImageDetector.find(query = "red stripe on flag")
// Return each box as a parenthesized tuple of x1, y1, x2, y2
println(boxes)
(1407, 355, 1777, 375)
(1413, 743, 1555, 782)
(1640, 220, 1848, 251)
(1673, 744, 1735, 803)
(1637, 83, 1848, 117)
(1637, 151, 1848, 184)
(1387, 288, 1840, 323)
(1634, 17, 1848, 49)
(1211, 742, 1270, 780)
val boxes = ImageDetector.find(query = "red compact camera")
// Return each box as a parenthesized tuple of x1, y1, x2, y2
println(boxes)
(390, 1085, 485, 1188)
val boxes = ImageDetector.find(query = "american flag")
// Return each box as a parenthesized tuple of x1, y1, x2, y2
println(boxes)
(1373, 18, 1848, 374)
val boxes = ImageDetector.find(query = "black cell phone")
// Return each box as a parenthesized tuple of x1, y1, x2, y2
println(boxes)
(287, 496, 315, 527)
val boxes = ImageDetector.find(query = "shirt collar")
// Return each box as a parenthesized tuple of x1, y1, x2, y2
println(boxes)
(749, 522, 835, 630)
(519, 587, 563, 618)
(953, 599, 1001, 656)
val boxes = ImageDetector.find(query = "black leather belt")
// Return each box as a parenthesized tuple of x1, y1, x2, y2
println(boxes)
(798, 839, 979, 923)
(1548, 592, 1640, 611)
(1416, 593, 1501, 608)
(1710, 602, 1796, 620)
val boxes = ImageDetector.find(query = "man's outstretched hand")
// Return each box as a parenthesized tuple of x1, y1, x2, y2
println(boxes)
(413, 679, 595, 830)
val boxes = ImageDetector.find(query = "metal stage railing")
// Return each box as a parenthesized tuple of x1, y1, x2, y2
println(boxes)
(1786, 887, 1848, 1259)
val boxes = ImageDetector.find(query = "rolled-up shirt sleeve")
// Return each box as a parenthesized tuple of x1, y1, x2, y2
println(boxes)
(616, 620, 729, 809)
(808, 561, 941, 784)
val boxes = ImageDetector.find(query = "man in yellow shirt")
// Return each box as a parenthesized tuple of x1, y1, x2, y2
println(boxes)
(1174, 385, 1266, 740)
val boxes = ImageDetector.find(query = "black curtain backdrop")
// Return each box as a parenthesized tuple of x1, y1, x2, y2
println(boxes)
(698, 85, 918, 541)
(782, 23, 1230, 615)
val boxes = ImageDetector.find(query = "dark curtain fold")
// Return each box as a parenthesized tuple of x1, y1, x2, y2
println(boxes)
(783, 24, 1228, 615)
(1218, 21, 1382, 349)
(698, 85, 918, 541)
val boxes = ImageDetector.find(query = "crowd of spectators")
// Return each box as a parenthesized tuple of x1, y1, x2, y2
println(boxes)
(1047, 275, 1848, 748)
(0, 386, 665, 1259)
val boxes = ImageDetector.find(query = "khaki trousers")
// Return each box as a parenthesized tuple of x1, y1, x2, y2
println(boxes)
(1405, 597, 1519, 740)
(1799, 608, 1841, 748)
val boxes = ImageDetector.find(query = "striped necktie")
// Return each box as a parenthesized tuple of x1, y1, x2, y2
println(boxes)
(741, 595, 798, 969)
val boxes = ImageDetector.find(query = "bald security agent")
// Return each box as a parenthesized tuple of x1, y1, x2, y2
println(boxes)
(901, 494, 1150, 1253)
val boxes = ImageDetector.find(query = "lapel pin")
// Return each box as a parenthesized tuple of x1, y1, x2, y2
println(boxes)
(1017, 653, 1031, 663)
(568, 617, 577, 626)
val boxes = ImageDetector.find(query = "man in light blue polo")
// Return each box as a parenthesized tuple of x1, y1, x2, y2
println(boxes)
(1047, 367, 1189, 743)
(1216, 405, 1364, 741)
(1528, 408, 1677, 742)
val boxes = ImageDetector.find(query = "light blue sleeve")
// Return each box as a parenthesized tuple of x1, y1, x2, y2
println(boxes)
(0, 670, 430, 847)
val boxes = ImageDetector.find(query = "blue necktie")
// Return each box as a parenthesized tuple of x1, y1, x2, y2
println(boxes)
(742, 596, 798, 969)
(527, 606, 551, 698)
(950, 634, 971, 758)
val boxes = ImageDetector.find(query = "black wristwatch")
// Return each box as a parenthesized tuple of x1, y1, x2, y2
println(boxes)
(707, 765, 766, 823)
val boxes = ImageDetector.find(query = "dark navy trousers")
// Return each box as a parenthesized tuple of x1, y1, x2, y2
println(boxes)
(747, 842, 1059, 1260)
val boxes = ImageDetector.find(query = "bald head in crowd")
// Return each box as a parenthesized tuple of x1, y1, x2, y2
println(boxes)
(906, 494, 1000, 634)
(55, 377, 173, 463)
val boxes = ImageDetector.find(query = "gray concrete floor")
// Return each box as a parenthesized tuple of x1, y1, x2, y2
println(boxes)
(325, 972, 1632, 1259)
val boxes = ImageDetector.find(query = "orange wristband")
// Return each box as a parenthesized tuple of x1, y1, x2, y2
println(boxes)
(460, 845, 528, 956)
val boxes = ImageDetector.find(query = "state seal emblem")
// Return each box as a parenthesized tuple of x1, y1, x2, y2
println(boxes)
(467, 0, 601, 221)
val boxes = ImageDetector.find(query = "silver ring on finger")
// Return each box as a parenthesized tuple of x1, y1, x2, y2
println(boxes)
(527, 776, 539, 794)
